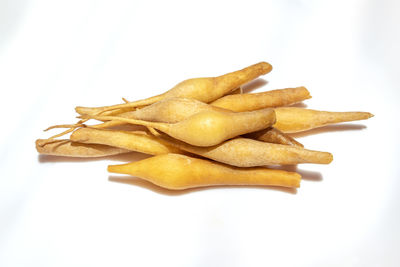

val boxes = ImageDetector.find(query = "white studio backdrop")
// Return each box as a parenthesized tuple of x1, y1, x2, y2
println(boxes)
(0, 1, 399, 266)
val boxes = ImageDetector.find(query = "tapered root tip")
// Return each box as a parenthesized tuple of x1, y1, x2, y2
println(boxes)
(258, 62, 273, 74)
(75, 106, 95, 115)
(301, 86, 312, 100)
(323, 153, 334, 164)
(75, 106, 85, 114)
(294, 175, 301, 188)
(348, 112, 374, 121)
(108, 164, 129, 174)
(353, 111, 374, 120)
(107, 165, 118, 173)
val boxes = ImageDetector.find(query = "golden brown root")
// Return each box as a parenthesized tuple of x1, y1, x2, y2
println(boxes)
(211, 86, 311, 112)
(215, 62, 272, 92)
(70, 128, 183, 155)
(157, 134, 331, 167)
(108, 153, 301, 190)
(75, 62, 273, 117)
(82, 108, 276, 147)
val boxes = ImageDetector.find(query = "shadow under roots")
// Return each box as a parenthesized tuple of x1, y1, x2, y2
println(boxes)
(108, 175, 297, 196)
(241, 78, 268, 93)
(289, 102, 308, 108)
(269, 165, 323, 182)
(289, 123, 367, 138)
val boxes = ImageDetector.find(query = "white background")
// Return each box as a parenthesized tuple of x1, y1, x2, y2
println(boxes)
(1, 0, 399, 266)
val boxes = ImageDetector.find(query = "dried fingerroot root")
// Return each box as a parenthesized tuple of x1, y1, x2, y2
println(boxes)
(82, 108, 276, 147)
(75, 62, 272, 116)
(35, 139, 130, 157)
(156, 134, 332, 167)
(210, 86, 311, 112)
(108, 153, 301, 190)
(274, 107, 374, 133)
(35, 61, 374, 193)
(70, 128, 184, 155)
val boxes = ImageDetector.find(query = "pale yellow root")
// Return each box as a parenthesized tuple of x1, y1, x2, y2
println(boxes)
(158, 135, 332, 167)
(274, 107, 374, 133)
(212, 62, 272, 101)
(82, 108, 276, 147)
(35, 139, 130, 157)
(245, 127, 303, 147)
(75, 62, 272, 115)
(70, 128, 184, 155)
(108, 153, 301, 190)
(88, 98, 301, 147)
(118, 97, 225, 123)
(210, 86, 311, 112)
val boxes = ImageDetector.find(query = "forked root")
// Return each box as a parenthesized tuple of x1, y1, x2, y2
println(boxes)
(43, 119, 88, 141)
(36, 138, 70, 147)
(44, 122, 86, 132)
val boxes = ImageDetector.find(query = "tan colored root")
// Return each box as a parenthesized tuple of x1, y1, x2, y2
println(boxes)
(157, 134, 332, 167)
(117, 97, 226, 123)
(47, 126, 81, 140)
(36, 139, 130, 157)
(70, 128, 184, 155)
(85, 98, 302, 147)
(210, 86, 311, 112)
(82, 108, 276, 147)
(75, 62, 272, 116)
(42, 118, 89, 141)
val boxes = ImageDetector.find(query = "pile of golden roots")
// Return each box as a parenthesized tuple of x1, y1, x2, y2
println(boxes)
(36, 62, 372, 190)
